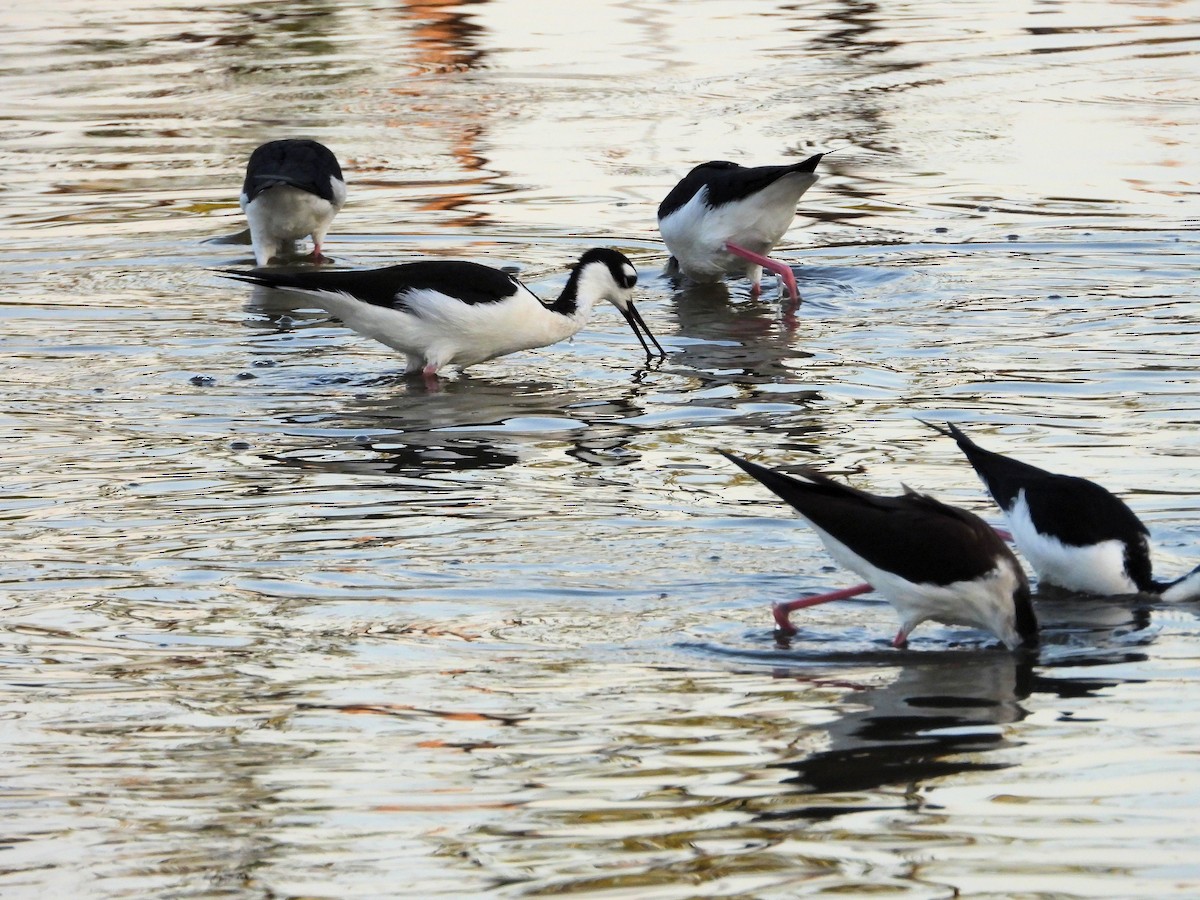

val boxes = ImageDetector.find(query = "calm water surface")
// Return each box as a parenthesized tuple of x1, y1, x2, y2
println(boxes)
(2, 0, 1200, 896)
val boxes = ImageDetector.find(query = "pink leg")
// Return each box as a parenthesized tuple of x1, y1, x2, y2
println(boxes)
(771, 524, 1014, 642)
(772, 525, 1008, 628)
(773, 582, 873, 634)
(726, 242, 799, 303)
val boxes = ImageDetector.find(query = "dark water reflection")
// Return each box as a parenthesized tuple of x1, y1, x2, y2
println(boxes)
(772, 654, 1036, 809)
(766, 607, 1152, 811)
(3, 0, 1200, 896)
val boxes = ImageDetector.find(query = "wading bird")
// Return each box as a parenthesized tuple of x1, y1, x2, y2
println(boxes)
(240, 139, 346, 265)
(723, 451, 1039, 650)
(221, 248, 665, 381)
(924, 420, 1200, 600)
(658, 153, 824, 301)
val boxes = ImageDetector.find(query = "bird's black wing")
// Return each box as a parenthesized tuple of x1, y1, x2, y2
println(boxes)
(220, 260, 520, 311)
(242, 139, 344, 202)
(929, 422, 1150, 547)
(657, 153, 823, 219)
(724, 452, 1007, 586)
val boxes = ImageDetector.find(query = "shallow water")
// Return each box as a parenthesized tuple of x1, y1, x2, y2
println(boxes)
(2, 0, 1200, 896)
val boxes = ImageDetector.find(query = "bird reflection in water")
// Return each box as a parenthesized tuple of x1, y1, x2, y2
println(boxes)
(763, 646, 1136, 822)
(666, 277, 811, 380)
(256, 375, 654, 479)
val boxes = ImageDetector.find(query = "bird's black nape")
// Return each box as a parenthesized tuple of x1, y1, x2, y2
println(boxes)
(550, 248, 635, 316)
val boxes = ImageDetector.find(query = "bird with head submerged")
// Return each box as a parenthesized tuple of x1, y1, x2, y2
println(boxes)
(240, 139, 347, 266)
(657, 152, 825, 302)
(722, 451, 1039, 651)
(220, 248, 665, 382)
(923, 420, 1200, 601)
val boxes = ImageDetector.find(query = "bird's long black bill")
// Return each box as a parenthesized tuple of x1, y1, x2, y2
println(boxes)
(622, 301, 666, 360)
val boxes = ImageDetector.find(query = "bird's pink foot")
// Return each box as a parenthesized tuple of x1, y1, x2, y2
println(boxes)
(892, 629, 909, 650)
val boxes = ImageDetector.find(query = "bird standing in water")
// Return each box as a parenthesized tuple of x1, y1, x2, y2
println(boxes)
(924, 420, 1200, 600)
(657, 153, 824, 302)
(722, 451, 1039, 650)
(240, 139, 346, 266)
(221, 248, 665, 382)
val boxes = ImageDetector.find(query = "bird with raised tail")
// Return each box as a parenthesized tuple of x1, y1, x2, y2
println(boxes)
(657, 153, 824, 302)
(722, 451, 1039, 650)
(240, 139, 346, 266)
(925, 421, 1200, 601)
(221, 248, 665, 381)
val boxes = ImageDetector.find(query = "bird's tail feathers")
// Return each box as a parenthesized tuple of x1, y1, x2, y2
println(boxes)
(793, 152, 825, 174)
(1159, 563, 1200, 602)
(917, 418, 981, 455)
(721, 451, 850, 502)
(214, 268, 291, 289)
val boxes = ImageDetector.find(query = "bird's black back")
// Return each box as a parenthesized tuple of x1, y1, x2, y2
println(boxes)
(938, 423, 1149, 541)
(221, 260, 519, 310)
(657, 153, 824, 220)
(724, 452, 1016, 588)
(242, 139, 344, 203)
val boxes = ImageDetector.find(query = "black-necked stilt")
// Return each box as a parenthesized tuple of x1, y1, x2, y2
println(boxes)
(240, 139, 347, 266)
(722, 452, 1038, 650)
(925, 421, 1200, 601)
(657, 153, 824, 302)
(221, 248, 665, 379)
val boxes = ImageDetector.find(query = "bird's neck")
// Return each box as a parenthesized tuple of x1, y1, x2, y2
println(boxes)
(548, 263, 606, 322)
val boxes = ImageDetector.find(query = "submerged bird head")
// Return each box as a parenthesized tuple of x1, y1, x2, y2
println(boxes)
(560, 248, 666, 361)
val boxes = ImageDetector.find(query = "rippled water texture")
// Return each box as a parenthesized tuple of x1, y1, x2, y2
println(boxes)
(3, 0, 1200, 896)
